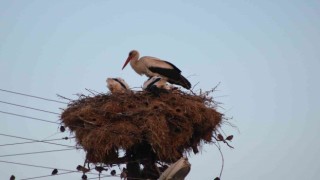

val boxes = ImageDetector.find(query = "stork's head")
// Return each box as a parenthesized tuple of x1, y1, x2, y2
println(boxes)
(122, 50, 139, 70)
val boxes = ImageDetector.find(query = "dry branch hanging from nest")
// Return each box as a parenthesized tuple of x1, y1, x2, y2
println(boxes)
(60, 90, 223, 176)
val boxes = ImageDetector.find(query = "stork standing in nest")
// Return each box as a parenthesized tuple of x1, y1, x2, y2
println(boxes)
(106, 77, 130, 93)
(122, 50, 191, 89)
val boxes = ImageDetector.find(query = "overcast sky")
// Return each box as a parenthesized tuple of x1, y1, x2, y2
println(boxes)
(1, 0, 320, 180)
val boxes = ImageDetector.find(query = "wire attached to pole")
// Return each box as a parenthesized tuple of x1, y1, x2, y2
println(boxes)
(0, 88, 68, 104)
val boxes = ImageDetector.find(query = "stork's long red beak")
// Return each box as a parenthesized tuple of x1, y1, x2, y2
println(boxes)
(122, 56, 131, 70)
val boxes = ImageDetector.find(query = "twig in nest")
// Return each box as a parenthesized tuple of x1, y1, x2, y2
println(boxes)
(87, 88, 104, 95)
(191, 81, 200, 92)
(57, 94, 73, 101)
(85, 88, 97, 96)
(212, 82, 221, 92)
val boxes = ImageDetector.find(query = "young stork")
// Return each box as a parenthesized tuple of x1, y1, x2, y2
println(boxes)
(143, 76, 173, 96)
(122, 50, 191, 89)
(143, 76, 173, 91)
(106, 77, 130, 94)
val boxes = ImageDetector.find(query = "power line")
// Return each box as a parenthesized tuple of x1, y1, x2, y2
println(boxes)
(0, 136, 73, 147)
(0, 100, 60, 115)
(1, 160, 154, 180)
(0, 148, 76, 158)
(20, 171, 76, 180)
(0, 133, 76, 148)
(0, 160, 76, 172)
(0, 160, 100, 176)
(0, 88, 68, 104)
(0, 110, 84, 132)
(0, 110, 59, 124)
(21, 172, 114, 180)
(0, 110, 89, 131)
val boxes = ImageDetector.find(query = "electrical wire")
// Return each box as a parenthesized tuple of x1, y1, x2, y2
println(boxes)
(0, 100, 60, 115)
(0, 148, 76, 158)
(0, 88, 68, 104)
(0, 136, 73, 147)
(0, 109, 93, 131)
(20, 171, 76, 180)
(0, 133, 76, 148)
(0, 160, 76, 172)
(0, 110, 59, 124)
(0, 110, 84, 131)
(0, 160, 100, 175)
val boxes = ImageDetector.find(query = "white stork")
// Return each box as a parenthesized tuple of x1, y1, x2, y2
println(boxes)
(106, 77, 130, 93)
(122, 50, 191, 89)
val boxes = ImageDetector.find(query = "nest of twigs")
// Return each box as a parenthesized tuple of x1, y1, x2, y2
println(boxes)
(61, 89, 223, 166)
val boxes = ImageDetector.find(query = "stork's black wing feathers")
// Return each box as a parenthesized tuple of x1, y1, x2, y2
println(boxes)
(163, 61, 181, 73)
(149, 67, 180, 80)
(148, 67, 191, 89)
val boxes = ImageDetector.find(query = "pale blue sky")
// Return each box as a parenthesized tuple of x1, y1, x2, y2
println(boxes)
(1, 0, 319, 179)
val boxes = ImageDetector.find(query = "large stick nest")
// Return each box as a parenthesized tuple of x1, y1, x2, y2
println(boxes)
(61, 90, 223, 165)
